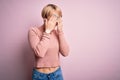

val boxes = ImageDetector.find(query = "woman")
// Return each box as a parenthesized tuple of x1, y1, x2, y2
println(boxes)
(28, 4, 69, 80)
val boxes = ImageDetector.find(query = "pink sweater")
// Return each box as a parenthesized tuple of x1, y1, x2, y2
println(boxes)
(28, 26, 69, 68)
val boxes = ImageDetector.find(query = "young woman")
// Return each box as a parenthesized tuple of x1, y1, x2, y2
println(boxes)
(28, 4, 69, 80)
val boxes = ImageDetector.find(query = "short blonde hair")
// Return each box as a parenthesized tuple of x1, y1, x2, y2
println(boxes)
(41, 4, 62, 19)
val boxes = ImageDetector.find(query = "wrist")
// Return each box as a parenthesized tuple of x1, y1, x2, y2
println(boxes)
(45, 29, 51, 34)
(57, 29, 63, 33)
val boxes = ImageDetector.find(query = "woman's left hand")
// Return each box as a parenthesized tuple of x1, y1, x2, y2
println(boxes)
(57, 17, 63, 32)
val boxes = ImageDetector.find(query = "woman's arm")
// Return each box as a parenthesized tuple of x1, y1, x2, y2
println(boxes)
(28, 15, 57, 58)
(28, 27, 50, 58)
(57, 18, 69, 57)
(58, 31, 70, 57)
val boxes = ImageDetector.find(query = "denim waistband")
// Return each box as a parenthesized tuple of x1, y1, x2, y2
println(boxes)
(33, 67, 61, 76)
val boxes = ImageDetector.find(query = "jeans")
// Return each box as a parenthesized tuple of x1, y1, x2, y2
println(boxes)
(32, 67, 64, 80)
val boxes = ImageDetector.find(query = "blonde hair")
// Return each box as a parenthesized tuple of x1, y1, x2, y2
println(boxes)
(41, 4, 62, 19)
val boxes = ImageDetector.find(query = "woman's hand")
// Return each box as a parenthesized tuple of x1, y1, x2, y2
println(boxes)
(44, 15, 57, 33)
(57, 17, 63, 32)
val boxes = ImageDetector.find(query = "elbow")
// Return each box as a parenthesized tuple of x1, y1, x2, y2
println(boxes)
(35, 49, 46, 58)
(33, 46, 46, 58)
(64, 49, 69, 57)
(38, 53, 45, 58)
(62, 53, 69, 57)
(60, 48, 70, 57)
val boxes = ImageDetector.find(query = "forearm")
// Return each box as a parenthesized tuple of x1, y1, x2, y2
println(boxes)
(58, 31, 69, 56)
(34, 32, 50, 57)
(28, 28, 51, 58)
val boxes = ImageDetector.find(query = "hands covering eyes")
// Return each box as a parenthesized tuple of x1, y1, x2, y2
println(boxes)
(44, 14, 63, 33)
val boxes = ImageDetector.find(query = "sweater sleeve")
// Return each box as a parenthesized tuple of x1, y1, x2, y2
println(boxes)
(58, 31, 70, 57)
(28, 27, 50, 58)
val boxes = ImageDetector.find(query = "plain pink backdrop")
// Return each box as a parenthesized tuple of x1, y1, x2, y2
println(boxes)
(0, 0, 120, 80)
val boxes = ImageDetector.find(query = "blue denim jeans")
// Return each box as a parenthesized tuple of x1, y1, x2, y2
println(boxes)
(32, 67, 64, 80)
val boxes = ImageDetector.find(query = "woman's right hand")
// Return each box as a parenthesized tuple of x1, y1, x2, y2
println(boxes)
(44, 15, 57, 33)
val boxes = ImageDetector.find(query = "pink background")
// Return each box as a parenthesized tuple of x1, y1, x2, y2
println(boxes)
(0, 0, 120, 80)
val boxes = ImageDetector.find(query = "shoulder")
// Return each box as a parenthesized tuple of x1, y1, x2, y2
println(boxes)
(28, 25, 37, 32)
(28, 25, 43, 36)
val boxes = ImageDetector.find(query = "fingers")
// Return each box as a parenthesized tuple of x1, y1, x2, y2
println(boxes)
(59, 17, 62, 22)
(58, 22, 63, 27)
(45, 15, 62, 29)
(57, 18, 63, 32)
(53, 14, 58, 20)
(58, 17, 62, 25)
(49, 15, 57, 23)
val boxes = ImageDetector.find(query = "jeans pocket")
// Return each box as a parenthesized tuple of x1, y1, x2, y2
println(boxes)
(54, 69, 64, 80)
(32, 69, 46, 80)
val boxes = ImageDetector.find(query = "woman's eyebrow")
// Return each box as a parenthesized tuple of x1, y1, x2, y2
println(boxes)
(53, 14, 59, 18)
